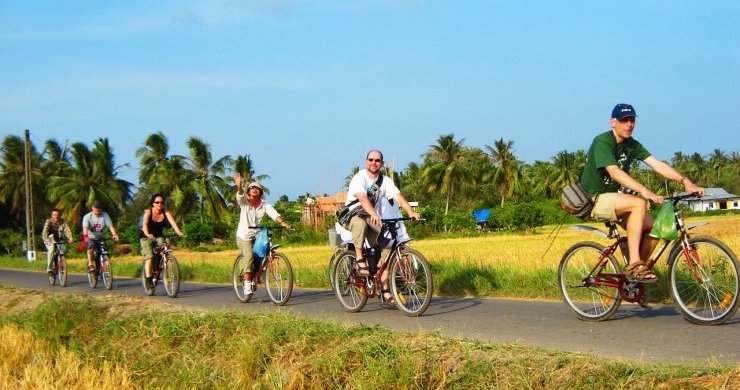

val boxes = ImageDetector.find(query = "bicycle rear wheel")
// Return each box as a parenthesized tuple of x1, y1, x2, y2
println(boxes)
(232, 255, 252, 303)
(57, 255, 67, 287)
(390, 247, 433, 317)
(265, 253, 293, 305)
(141, 260, 155, 296)
(668, 236, 739, 325)
(101, 255, 113, 290)
(558, 241, 622, 321)
(333, 251, 368, 312)
(163, 254, 181, 298)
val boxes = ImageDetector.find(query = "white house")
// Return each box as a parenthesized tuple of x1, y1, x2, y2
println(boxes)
(676, 188, 740, 211)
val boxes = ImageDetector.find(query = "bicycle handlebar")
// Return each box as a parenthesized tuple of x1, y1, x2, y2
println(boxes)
(247, 225, 295, 232)
(381, 217, 426, 224)
(664, 192, 702, 202)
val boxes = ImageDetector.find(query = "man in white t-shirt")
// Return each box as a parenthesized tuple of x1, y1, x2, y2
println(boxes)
(343, 149, 419, 301)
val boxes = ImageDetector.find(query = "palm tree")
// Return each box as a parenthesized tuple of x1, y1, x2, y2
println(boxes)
(0, 135, 44, 226)
(136, 132, 194, 219)
(185, 137, 232, 222)
(707, 149, 727, 184)
(420, 133, 470, 214)
(47, 139, 133, 226)
(687, 152, 708, 185)
(485, 138, 523, 206)
(41, 139, 71, 178)
(547, 150, 586, 196)
(233, 154, 270, 194)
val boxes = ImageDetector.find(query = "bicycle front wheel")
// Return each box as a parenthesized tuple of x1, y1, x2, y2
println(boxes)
(390, 247, 433, 317)
(88, 263, 98, 289)
(333, 251, 368, 313)
(265, 253, 293, 306)
(101, 255, 113, 290)
(558, 241, 622, 321)
(328, 249, 342, 291)
(668, 236, 739, 325)
(232, 255, 252, 303)
(141, 260, 155, 296)
(48, 256, 56, 286)
(163, 255, 181, 298)
(58, 255, 67, 287)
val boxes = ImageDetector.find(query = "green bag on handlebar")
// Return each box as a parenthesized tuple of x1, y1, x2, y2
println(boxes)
(649, 202, 678, 241)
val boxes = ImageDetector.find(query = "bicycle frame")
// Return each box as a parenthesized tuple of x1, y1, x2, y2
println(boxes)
(151, 239, 174, 281)
(581, 194, 703, 303)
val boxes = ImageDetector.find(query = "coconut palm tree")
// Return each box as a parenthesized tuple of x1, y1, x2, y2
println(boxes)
(0, 135, 44, 226)
(420, 133, 470, 214)
(707, 149, 728, 184)
(185, 137, 232, 223)
(546, 150, 585, 196)
(232, 154, 270, 195)
(136, 132, 195, 219)
(485, 138, 524, 206)
(41, 139, 71, 179)
(47, 139, 132, 226)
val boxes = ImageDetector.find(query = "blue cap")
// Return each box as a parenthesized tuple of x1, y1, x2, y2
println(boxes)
(611, 103, 637, 120)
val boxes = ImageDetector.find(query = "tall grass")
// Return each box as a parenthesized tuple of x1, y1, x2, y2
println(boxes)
(2, 216, 738, 300)
(1, 288, 737, 389)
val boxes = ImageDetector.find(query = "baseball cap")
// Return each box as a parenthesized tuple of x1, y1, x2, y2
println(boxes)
(91, 200, 103, 209)
(611, 103, 637, 120)
(247, 182, 263, 191)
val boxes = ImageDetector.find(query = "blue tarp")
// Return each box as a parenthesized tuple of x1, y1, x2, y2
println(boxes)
(472, 208, 490, 223)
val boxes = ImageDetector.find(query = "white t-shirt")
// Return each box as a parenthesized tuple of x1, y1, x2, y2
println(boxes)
(82, 211, 113, 240)
(345, 169, 401, 212)
(235, 192, 281, 240)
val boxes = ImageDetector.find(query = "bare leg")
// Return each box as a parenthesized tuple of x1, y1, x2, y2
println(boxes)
(614, 194, 648, 265)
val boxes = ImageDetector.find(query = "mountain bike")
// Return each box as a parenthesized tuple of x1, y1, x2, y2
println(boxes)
(232, 227, 294, 305)
(333, 218, 433, 317)
(558, 193, 739, 325)
(48, 239, 68, 287)
(141, 237, 181, 298)
(88, 239, 113, 290)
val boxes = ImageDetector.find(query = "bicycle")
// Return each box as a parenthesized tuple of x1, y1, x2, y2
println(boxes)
(332, 218, 433, 317)
(558, 193, 739, 325)
(141, 237, 181, 298)
(232, 226, 294, 305)
(87, 239, 113, 290)
(47, 238, 68, 287)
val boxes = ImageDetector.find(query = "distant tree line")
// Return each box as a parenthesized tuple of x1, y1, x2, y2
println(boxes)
(1, 132, 737, 247)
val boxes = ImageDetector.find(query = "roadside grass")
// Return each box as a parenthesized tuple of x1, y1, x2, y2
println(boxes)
(0, 287, 737, 389)
(2, 215, 737, 301)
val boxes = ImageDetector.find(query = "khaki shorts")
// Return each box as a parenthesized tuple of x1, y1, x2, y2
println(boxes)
(236, 237, 256, 273)
(140, 237, 165, 260)
(591, 193, 628, 227)
(347, 215, 381, 254)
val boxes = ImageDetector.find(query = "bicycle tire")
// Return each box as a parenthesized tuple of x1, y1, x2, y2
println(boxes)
(668, 236, 739, 325)
(265, 252, 293, 306)
(101, 254, 113, 290)
(163, 254, 180, 298)
(328, 249, 342, 291)
(390, 247, 433, 317)
(88, 260, 98, 289)
(58, 255, 67, 287)
(48, 255, 56, 286)
(232, 255, 252, 303)
(333, 251, 368, 312)
(141, 259, 155, 296)
(558, 241, 622, 321)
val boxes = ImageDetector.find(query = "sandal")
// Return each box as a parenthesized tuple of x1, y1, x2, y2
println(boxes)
(381, 288, 395, 305)
(625, 261, 657, 283)
(354, 258, 371, 277)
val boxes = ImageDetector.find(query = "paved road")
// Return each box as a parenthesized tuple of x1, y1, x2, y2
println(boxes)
(1, 268, 737, 365)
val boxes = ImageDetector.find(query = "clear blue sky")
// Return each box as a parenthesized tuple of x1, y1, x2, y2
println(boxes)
(2, 1, 738, 200)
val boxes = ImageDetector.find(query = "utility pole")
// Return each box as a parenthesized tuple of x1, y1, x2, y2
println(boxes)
(24, 129, 36, 261)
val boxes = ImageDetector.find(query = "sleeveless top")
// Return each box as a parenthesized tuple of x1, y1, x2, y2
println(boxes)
(139, 210, 171, 238)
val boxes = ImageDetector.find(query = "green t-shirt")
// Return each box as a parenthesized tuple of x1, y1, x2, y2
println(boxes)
(580, 131, 650, 197)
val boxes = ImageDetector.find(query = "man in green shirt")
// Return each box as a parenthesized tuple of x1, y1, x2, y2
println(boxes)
(581, 103, 704, 282)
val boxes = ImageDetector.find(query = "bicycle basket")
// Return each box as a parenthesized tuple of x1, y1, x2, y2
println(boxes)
(649, 202, 678, 241)
(252, 228, 270, 258)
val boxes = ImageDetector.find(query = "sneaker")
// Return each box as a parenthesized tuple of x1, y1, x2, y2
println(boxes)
(243, 281, 254, 296)
(47, 270, 55, 276)
(145, 277, 154, 289)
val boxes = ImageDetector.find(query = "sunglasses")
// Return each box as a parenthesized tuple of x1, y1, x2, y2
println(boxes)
(153, 201, 163, 204)
(367, 158, 382, 163)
